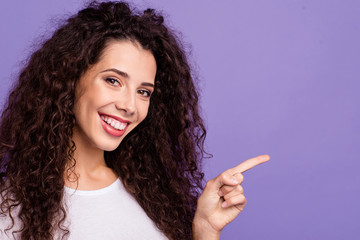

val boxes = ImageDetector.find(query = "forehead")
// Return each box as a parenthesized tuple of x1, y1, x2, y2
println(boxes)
(95, 40, 157, 82)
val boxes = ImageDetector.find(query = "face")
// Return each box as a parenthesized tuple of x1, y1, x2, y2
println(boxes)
(72, 40, 157, 152)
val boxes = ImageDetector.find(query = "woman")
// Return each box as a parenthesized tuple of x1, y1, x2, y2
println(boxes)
(0, 1, 269, 239)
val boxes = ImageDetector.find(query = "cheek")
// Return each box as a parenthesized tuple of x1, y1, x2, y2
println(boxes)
(72, 99, 84, 122)
(73, 94, 99, 124)
(138, 102, 151, 122)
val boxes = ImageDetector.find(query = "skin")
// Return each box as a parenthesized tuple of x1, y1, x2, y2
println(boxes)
(67, 39, 270, 239)
(192, 154, 270, 240)
(67, 40, 156, 190)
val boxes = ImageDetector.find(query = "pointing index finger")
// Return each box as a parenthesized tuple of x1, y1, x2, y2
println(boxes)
(230, 154, 270, 174)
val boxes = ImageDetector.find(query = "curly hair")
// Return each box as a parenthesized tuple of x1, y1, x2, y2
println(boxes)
(0, 1, 207, 239)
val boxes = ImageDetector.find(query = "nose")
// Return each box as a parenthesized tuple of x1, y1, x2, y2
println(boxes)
(115, 89, 136, 116)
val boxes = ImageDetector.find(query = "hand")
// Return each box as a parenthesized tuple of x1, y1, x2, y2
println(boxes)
(192, 154, 270, 240)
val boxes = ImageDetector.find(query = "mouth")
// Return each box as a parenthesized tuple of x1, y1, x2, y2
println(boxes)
(98, 112, 130, 137)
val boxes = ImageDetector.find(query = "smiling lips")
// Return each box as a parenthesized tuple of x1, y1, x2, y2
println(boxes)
(99, 112, 130, 137)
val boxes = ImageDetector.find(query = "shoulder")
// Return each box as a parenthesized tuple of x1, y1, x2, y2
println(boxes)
(0, 212, 22, 240)
(0, 191, 22, 239)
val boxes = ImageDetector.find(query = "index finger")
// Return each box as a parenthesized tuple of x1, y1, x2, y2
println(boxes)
(229, 154, 270, 174)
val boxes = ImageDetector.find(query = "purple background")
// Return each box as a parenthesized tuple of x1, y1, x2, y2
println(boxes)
(1, 1, 359, 239)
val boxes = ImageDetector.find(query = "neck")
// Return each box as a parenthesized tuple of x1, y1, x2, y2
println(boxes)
(65, 127, 118, 190)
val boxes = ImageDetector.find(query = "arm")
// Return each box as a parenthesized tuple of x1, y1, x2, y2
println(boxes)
(192, 155, 270, 240)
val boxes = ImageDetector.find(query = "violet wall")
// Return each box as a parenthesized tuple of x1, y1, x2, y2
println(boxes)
(1, 0, 359, 239)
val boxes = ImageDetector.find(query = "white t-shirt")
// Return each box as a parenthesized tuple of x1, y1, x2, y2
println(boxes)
(0, 179, 168, 240)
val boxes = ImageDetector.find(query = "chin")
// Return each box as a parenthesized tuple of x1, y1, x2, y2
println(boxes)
(98, 140, 123, 152)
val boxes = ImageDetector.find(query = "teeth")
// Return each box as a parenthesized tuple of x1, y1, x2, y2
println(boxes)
(119, 123, 126, 130)
(101, 114, 127, 131)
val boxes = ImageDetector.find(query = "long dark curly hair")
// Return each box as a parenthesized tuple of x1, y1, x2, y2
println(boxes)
(0, 1, 207, 239)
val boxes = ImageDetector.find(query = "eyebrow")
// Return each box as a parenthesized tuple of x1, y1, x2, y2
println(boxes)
(100, 68, 155, 88)
(101, 68, 129, 78)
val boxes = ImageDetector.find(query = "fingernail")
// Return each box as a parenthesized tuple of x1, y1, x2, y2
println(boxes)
(222, 201, 228, 208)
(232, 177, 239, 184)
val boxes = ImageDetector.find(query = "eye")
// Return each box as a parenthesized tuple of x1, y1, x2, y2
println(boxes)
(105, 77, 120, 86)
(137, 89, 151, 97)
